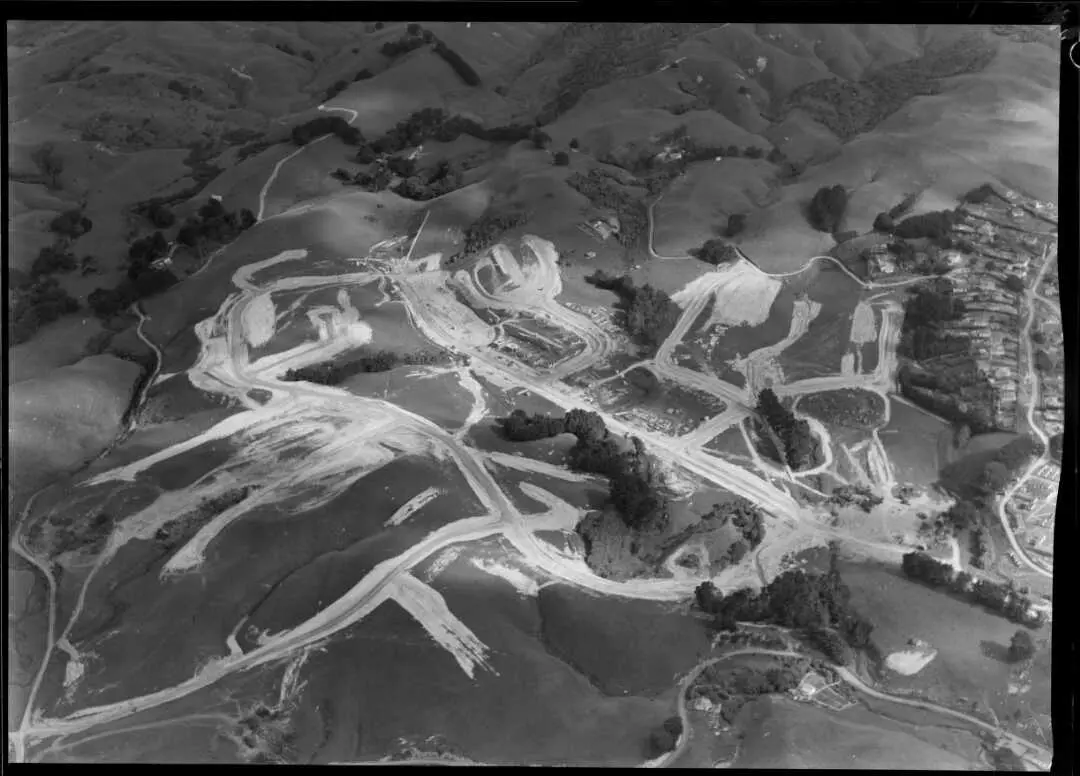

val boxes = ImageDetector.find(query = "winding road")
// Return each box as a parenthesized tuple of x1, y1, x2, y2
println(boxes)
(9, 98, 1053, 767)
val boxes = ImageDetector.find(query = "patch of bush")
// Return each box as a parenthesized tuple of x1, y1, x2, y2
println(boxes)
(585, 270, 680, 353)
(281, 350, 439, 384)
(806, 185, 848, 233)
(354, 68, 374, 81)
(553, 150, 570, 166)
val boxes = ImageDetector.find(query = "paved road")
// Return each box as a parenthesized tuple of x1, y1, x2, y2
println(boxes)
(994, 246, 1055, 579)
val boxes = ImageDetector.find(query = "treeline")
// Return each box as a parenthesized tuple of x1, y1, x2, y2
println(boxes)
(695, 545, 875, 650)
(281, 349, 439, 384)
(565, 170, 648, 247)
(806, 185, 848, 233)
(901, 552, 1044, 628)
(379, 24, 481, 86)
(690, 238, 740, 266)
(755, 388, 817, 470)
(585, 271, 680, 353)
(447, 208, 529, 264)
(290, 115, 363, 147)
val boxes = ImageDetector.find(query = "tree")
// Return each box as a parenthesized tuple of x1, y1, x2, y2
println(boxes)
(648, 729, 676, 758)
(199, 198, 226, 220)
(569, 137, 580, 150)
(407, 22, 422, 35)
(1007, 629, 1035, 663)
(553, 150, 570, 166)
(31, 143, 63, 189)
(529, 128, 552, 149)
(662, 717, 683, 737)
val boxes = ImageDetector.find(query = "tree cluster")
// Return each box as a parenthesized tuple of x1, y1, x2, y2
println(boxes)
(497, 407, 669, 533)
(893, 209, 961, 240)
(281, 350, 438, 384)
(898, 280, 968, 361)
(826, 485, 884, 513)
(585, 271, 680, 353)
(806, 185, 848, 233)
(725, 213, 747, 237)
(690, 238, 740, 266)
(290, 115, 363, 147)
(755, 388, 817, 470)
(695, 546, 875, 650)
(176, 199, 257, 257)
(49, 209, 93, 239)
(900, 552, 1044, 627)
(133, 199, 177, 229)
(8, 273, 80, 346)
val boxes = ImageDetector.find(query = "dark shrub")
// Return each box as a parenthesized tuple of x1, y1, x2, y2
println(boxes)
(553, 151, 570, 166)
